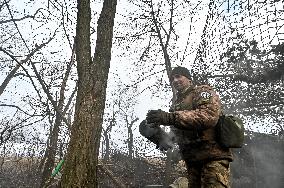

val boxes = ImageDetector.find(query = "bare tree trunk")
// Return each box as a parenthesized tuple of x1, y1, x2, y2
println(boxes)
(150, 0, 175, 93)
(103, 121, 113, 161)
(61, 0, 117, 187)
(40, 123, 59, 186)
(126, 117, 138, 158)
(103, 130, 111, 161)
(150, 1, 175, 185)
(40, 46, 76, 187)
(103, 109, 116, 161)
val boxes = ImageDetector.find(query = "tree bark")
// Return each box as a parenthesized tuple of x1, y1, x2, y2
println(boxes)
(61, 0, 117, 187)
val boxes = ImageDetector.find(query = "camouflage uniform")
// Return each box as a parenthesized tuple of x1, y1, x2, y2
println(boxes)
(170, 85, 233, 188)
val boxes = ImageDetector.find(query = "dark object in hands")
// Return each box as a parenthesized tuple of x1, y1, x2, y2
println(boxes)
(139, 120, 159, 138)
(156, 132, 174, 152)
(139, 120, 173, 151)
(146, 109, 175, 125)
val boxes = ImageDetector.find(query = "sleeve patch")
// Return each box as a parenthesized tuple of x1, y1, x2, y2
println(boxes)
(200, 91, 212, 99)
(196, 91, 212, 105)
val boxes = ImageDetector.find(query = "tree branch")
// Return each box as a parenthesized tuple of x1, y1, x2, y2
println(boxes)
(30, 61, 71, 128)
(165, 0, 174, 49)
(4, 0, 30, 51)
(0, 104, 41, 116)
(0, 33, 55, 96)
(0, 8, 43, 24)
(150, 0, 172, 83)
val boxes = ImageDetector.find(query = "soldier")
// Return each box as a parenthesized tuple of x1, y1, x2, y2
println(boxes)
(139, 66, 233, 188)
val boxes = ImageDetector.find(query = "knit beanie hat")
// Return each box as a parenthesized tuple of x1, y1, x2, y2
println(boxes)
(170, 66, 191, 81)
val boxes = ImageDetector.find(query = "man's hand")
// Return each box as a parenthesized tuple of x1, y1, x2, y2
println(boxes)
(146, 109, 175, 125)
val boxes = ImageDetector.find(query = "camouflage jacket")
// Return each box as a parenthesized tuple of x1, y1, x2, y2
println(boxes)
(170, 85, 233, 162)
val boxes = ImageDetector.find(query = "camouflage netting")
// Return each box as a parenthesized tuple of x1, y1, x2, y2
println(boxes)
(190, 0, 284, 135)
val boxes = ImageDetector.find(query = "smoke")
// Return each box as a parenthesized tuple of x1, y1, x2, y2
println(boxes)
(231, 134, 284, 188)
(250, 141, 284, 188)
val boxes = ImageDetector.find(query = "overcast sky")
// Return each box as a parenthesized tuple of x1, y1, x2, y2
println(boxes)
(1, 0, 283, 156)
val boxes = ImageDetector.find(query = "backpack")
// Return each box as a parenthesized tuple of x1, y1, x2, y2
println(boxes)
(216, 115, 245, 148)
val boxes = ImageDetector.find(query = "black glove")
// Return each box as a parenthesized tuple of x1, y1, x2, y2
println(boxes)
(146, 109, 175, 125)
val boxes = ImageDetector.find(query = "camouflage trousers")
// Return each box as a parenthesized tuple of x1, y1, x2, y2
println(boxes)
(185, 159, 231, 188)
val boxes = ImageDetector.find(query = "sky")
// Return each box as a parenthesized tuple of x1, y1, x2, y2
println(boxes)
(0, 0, 283, 157)
(0, 0, 212, 157)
